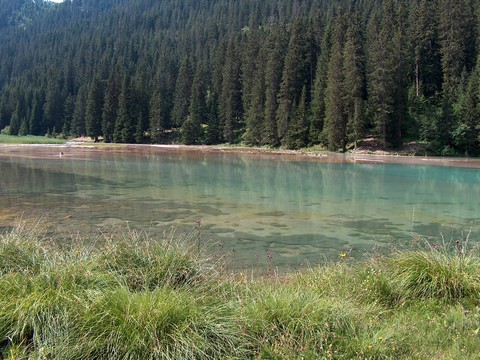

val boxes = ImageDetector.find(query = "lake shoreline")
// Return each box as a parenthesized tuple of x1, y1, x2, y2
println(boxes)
(2, 141, 480, 168)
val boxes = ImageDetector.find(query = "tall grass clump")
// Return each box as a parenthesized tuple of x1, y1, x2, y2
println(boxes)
(95, 228, 209, 291)
(3, 221, 480, 359)
(386, 240, 480, 303)
(0, 222, 248, 359)
(240, 281, 377, 358)
(75, 287, 244, 359)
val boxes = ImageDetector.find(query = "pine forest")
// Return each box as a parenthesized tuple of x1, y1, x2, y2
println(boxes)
(1, 0, 480, 155)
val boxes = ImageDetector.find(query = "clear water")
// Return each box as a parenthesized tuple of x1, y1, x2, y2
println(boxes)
(1, 146, 480, 270)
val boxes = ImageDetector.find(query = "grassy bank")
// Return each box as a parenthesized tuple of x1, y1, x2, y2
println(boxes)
(0, 135, 66, 144)
(1, 223, 480, 359)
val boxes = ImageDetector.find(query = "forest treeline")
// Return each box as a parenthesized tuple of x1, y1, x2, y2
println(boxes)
(0, 0, 479, 154)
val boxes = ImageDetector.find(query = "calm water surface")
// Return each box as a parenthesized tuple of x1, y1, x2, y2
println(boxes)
(1, 145, 480, 269)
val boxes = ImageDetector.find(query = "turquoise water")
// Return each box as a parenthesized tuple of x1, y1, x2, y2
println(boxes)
(1, 146, 480, 269)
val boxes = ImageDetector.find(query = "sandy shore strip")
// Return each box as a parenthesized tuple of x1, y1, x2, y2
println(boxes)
(1, 142, 480, 168)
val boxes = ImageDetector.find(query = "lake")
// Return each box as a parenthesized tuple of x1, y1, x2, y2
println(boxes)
(1, 144, 480, 270)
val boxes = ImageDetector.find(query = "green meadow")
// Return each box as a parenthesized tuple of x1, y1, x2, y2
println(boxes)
(1, 222, 480, 359)
(0, 135, 66, 144)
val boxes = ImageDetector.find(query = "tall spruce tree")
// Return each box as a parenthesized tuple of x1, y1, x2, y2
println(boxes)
(9, 95, 26, 135)
(29, 90, 44, 136)
(410, 0, 441, 98)
(241, 28, 261, 123)
(219, 37, 242, 143)
(102, 70, 120, 143)
(113, 75, 134, 143)
(262, 26, 287, 146)
(324, 15, 347, 151)
(62, 94, 75, 136)
(310, 22, 332, 145)
(171, 57, 192, 128)
(181, 64, 206, 144)
(343, 14, 366, 149)
(85, 75, 104, 142)
(437, 0, 476, 147)
(366, 0, 407, 148)
(452, 56, 480, 155)
(276, 18, 314, 145)
(43, 78, 64, 135)
(204, 43, 225, 145)
(285, 85, 309, 149)
(149, 59, 175, 143)
(244, 41, 267, 146)
(71, 85, 87, 137)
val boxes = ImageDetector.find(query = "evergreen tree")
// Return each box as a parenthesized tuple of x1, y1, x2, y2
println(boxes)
(181, 115, 203, 145)
(438, 0, 476, 98)
(9, 97, 25, 135)
(452, 56, 480, 155)
(310, 23, 331, 145)
(43, 78, 64, 135)
(18, 117, 29, 136)
(204, 91, 221, 145)
(132, 70, 149, 144)
(204, 44, 224, 145)
(324, 15, 347, 151)
(134, 113, 145, 143)
(149, 81, 166, 143)
(276, 18, 314, 145)
(343, 14, 366, 148)
(102, 70, 120, 143)
(285, 85, 309, 149)
(437, 0, 476, 147)
(240, 28, 261, 124)
(113, 75, 134, 143)
(29, 90, 44, 136)
(62, 94, 75, 136)
(219, 37, 242, 143)
(188, 65, 207, 130)
(149, 59, 175, 143)
(181, 64, 206, 144)
(85, 75, 104, 142)
(244, 44, 266, 146)
(366, 1, 407, 148)
(71, 85, 87, 137)
(262, 26, 287, 146)
(410, 0, 441, 98)
(171, 57, 192, 127)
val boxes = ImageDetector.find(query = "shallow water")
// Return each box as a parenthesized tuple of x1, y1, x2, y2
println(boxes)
(1, 145, 480, 270)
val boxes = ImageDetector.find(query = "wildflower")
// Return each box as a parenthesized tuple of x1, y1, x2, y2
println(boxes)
(340, 252, 347, 258)
(267, 252, 273, 260)
(195, 219, 202, 225)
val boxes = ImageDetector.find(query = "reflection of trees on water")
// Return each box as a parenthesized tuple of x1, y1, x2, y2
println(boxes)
(2, 152, 480, 254)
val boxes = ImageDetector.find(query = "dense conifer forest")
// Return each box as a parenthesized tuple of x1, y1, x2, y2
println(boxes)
(0, 0, 479, 154)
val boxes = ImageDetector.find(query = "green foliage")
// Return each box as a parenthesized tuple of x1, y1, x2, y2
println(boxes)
(0, 0, 479, 153)
(181, 115, 203, 145)
(387, 249, 480, 303)
(324, 15, 347, 151)
(85, 76, 104, 142)
(0, 222, 247, 359)
(2, 223, 480, 358)
(113, 75, 135, 143)
(0, 134, 65, 144)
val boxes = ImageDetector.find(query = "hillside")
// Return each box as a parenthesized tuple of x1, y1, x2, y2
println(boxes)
(0, 0, 479, 155)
